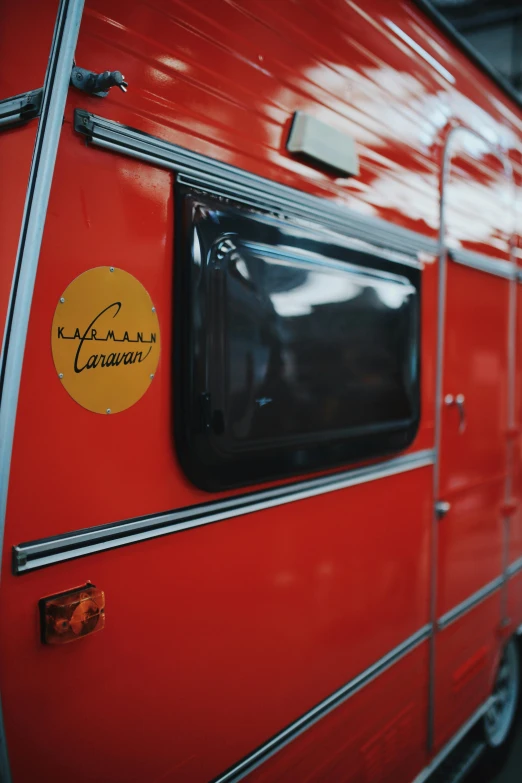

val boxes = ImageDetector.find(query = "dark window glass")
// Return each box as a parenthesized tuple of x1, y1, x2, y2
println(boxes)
(176, 191, 421, 490)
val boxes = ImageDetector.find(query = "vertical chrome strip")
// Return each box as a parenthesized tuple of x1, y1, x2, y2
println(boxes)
(0, 2, 84, 780)
(428, 128, 451, 753)
(0, 0, 84, 568)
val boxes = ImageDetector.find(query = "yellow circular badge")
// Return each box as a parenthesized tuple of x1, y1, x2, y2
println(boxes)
(51, 267, 160, 414)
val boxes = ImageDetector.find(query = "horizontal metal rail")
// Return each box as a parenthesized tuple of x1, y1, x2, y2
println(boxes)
(74, 108, 438, 260)
(0, 90, 43, 130)
(437, 577, 504, 630)
(13, 449, 434, 573)
(212, 626, 432, 783)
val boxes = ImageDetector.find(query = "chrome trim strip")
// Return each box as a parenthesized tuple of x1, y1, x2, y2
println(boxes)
(73, 109, 438, 259)
(411, 698, 494, 783)
(0, 90, 43, 130)
(428, 127, 452, 752)
(0, 4, 84, 780)
(507, 556, 522, 577)
(212, 625, 432, 783)
(0, 0, 84, 565)
(450, 248, 516, 280)
(437, 577, 503, 630)
(13, 449, 434, 573)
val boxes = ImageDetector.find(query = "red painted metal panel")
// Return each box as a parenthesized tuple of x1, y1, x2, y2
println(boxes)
(1, 464, 431, 783)
(0, 0, 59, 99)
(509, 284, 522, 567)
(0, 124, 37, 353)
(4, 120, 438, 545)
(437, 260, 509, 614)
(434, 594, 501, 751)
(2, 0, 522, 781)
(244, 643, 429, 783)
(444, 135, 512, 261)
(0, 0, 59, 361)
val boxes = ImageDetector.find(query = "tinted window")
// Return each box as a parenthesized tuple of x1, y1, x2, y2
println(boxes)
(176, 191, 421, 490)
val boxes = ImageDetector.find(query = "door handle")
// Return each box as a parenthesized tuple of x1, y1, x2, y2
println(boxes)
(435, 500, 451, 519)
(444, 393, 466, 433)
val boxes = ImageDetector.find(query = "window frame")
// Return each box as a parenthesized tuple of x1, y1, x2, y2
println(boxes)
(175, 188, 422, 491)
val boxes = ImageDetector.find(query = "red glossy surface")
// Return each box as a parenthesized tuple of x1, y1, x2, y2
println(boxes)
(0, 123, 37, 352)
(434, 593, 501, 751)
(4, 120, 438, 544)
(0, 0, 59, 99)
(437, 258, 509, 614)
(509, 283, 522, 567)
(2, 0, 522, 781)
(0, 0, 59, 362)
(445, 130, 513, 260)
(1, 460, 432, 782)
(245, 643, 429, 783)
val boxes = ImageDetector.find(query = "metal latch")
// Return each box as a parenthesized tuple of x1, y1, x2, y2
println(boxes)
(444, 393, 466, 433)
(435, 500, 451, 520)
(70, 66, 128, 98)
(0, 89, 43, 130)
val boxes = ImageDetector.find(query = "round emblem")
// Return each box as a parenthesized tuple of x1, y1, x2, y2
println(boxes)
(51, 267, 160, 414)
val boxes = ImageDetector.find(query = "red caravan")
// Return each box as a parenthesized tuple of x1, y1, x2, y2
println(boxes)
(1, 1, 522, 781)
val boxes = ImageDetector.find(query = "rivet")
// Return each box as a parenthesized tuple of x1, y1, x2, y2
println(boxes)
(60, 297, 65, 303)
(106, 408, 111, 414)
(109, 267, 114, 272)
(152, 306, 156, 313)
(58, 373, 63, 379)
(150, 374, 154, 379)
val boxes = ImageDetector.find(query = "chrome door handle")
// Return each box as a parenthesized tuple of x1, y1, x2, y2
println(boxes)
(455, 393, 466, 432)
(444, 393, 466, 433)
(435, 500, 451, 519)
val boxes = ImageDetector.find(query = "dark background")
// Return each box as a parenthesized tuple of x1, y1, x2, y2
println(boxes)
(434, 0, 522, 94)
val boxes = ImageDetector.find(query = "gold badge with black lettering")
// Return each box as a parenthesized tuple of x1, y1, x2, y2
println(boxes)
(51, 267, 160, 414)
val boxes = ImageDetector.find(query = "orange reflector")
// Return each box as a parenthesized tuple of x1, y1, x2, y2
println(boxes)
(39, 583, 105, 645)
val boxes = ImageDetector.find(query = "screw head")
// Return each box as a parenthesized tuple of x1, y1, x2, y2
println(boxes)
(106, 408, 111, 414)
(109, 267, 114, 272)
(60, 297, 65, 303)
(152, 307, 156, 313)
(58, 373, 63, 379)
(150, 374, 154, 380)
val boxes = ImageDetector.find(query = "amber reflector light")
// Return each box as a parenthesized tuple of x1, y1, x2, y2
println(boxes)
(40, 583, 105, 645)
